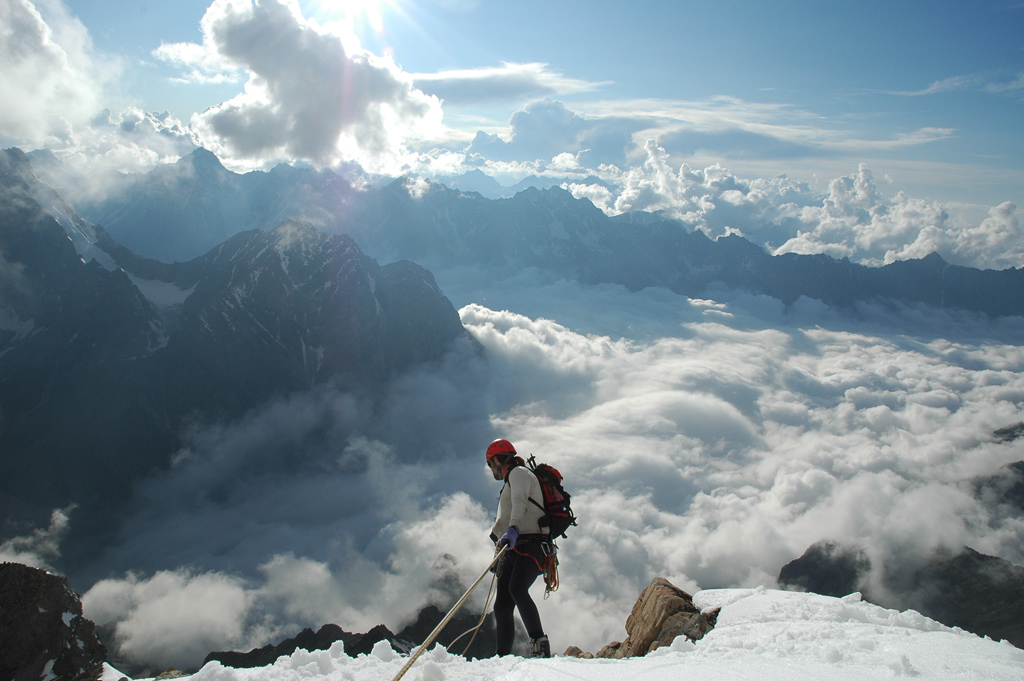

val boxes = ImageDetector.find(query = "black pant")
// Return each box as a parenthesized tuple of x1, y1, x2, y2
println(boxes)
(494, 547, 544, 655)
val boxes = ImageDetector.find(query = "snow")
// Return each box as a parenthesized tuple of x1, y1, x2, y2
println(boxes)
(110, 588, 1024, 681)
(127, 276, 195, 308)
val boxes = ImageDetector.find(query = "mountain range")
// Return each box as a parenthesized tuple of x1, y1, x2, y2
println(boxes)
(31, 146, 1024, 319)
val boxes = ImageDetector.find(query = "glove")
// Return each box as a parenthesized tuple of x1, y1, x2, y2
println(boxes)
(498, 526, 519, 549)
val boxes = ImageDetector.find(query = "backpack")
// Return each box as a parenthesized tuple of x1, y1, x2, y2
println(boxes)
(525, 455, 577, 540)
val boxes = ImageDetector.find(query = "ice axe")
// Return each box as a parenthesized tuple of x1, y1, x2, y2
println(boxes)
(390, 546, 507, 681)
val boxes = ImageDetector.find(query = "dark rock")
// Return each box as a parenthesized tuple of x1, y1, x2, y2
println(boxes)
(974, 459, 1024, 514)
(204, 603, 495, 669)
(900, 547, 1024, 648)
(0, 562, 106, 681)
(205, 624, 359, 668)
(393, 604, 496, 660)
(778, 541, 871, 597)
(993, 423, 1024, 443)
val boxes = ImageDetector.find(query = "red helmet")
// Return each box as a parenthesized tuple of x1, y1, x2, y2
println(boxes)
(486, 438, 516, 463)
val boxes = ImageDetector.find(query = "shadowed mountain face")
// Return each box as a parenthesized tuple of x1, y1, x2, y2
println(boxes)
(0, 149, 472, 546)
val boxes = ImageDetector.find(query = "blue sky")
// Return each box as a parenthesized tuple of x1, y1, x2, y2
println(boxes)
(4, 0, 1023, 266)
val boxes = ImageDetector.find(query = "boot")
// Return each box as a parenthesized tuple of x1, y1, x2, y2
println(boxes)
(529, 635, 551, 658)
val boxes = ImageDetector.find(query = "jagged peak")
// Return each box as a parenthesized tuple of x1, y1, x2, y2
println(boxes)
(176, 147, 230, 178)
(184, 146, 222, 165)
(0, 146, 33, 176)
(921, 251, 948, 264)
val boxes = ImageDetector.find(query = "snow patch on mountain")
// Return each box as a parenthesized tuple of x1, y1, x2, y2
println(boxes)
(127, 275, 195, 309)
(26, 171, 118, 271)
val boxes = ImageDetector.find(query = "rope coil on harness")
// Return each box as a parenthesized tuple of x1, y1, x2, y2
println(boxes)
(541, 542, 559, 598)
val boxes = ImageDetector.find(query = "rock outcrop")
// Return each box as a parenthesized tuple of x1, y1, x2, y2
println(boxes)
(566, 577, 718, 659)
(205, 624, 389, 669)
(0, 563, 107, 681)
(204, 604, 496, 668)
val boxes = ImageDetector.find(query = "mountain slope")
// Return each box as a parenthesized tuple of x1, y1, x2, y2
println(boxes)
(1, 148, 167, 512)
(0, 148, 471, 539)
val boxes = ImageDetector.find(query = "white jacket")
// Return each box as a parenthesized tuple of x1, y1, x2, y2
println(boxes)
(491, 465, 548, 538)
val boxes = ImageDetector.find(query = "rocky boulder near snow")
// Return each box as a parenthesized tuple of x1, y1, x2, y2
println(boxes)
(566, 577, 718, 658)
(0, 563, 106, 681)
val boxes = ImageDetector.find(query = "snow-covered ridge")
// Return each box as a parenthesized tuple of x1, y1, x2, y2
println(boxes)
(109, 588, 1024, 681)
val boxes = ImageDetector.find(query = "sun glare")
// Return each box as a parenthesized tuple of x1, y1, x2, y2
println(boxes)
(310, 0, 391, 34)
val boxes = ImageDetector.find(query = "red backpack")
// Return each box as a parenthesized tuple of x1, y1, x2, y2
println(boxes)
(525, 455, 577, 540)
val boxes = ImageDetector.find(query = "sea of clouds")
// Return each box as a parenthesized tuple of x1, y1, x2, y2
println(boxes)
(6, 275, 1022, 670)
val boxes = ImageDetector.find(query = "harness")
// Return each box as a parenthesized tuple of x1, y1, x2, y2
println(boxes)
(497, 472, 560, 596)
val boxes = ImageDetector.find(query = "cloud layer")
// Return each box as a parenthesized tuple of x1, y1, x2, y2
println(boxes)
(158, 0, 442, 171)
(64, 278, 1024, 669)
(0, 0, 107, 147)
(413, 62, 608, 107)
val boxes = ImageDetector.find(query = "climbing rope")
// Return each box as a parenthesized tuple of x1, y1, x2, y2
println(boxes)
(542, 542, 559, 598)
(453, 567, 499, 656)
(390, 546, 506, 681)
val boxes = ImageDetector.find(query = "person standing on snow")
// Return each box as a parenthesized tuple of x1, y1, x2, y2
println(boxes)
(486, 438, 552, 658)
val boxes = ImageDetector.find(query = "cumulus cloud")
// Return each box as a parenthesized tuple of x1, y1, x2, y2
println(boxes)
(0, 0, 111, 148)
(465, 98, 631, 169)
(439, 100, 1022, 270)
(69, 274, 1024, 669)
(84, 569, 254, 671)
(412, 62, 608, 106)
(953, 201, 1022, 270)
(0, 505, 74, 570)
(0, 1, 198, 184)
(36, 108, 202, 202)
(560, 140, 1024, 269)
(157, 0, 442, 172)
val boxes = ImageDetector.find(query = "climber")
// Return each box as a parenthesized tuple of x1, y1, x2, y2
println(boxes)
(486, 438, 552, 658)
